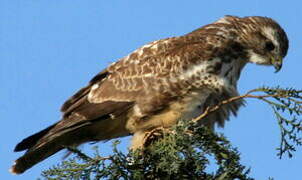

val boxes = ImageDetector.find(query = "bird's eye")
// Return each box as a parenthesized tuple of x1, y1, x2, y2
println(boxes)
(265, 42, 275, 51)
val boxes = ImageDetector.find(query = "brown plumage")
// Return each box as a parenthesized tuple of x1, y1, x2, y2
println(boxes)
(11, 15, 288, 174)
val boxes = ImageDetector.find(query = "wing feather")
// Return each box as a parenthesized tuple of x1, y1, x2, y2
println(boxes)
(60, 69, 109, 113)
(86, 35, 216, 115)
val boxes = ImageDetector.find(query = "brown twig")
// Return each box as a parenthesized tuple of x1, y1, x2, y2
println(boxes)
(192, 90, 285, 123)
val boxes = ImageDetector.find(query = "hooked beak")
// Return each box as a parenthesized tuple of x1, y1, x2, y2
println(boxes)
(271, 56, 283, 73)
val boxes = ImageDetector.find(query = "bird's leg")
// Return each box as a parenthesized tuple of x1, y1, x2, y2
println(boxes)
(143, 127, 170, 148)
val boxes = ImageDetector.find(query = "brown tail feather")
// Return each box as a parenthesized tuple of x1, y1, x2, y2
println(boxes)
(11, 100, 133, 174)
(10, 122, 92, 174)
(10, 117, 130, 174)
(14, 124, 57, 152)
(10, 123, 91, 174)
(10, 139, 64, 174)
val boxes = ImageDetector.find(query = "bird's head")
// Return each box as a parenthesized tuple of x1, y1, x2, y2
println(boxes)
(237, 16, 289, 72)
(218, 16, 289, 72)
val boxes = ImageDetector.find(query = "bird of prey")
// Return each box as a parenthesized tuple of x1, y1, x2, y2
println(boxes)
(11, 15, 288, 174)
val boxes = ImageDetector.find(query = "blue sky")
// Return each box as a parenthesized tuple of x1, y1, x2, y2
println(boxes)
(1, 0, 302, 179)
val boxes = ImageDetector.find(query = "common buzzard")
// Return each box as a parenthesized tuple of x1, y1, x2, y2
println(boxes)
(11, 15, 289, 174)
